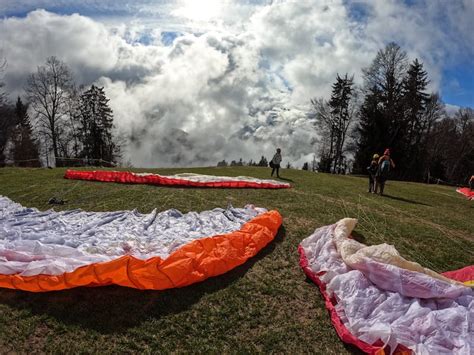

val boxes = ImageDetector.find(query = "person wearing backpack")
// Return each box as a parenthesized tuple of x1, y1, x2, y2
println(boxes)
(375, 149, 395, 195)
(270, 148, 282, 178)
(367, 154, 379, 193)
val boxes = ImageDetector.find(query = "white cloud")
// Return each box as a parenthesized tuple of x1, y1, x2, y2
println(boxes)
(0, 0, 472, 167)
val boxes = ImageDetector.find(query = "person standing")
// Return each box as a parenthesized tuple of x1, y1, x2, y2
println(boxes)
(469, 175, 474, 191)
(375, 149, 395, 195)
(367, 154, 379, 193)
(270, 148, 282, 178)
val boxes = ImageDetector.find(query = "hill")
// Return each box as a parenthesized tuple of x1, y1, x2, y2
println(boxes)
(0, 167, 472, 353)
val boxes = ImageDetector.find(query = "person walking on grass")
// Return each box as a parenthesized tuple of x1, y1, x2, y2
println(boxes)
(270, 148, 282, 178)
(375, 148, 395, 195)
(367, 154, 379, 193)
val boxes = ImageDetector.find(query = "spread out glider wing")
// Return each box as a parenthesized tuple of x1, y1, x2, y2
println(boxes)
(299, 218, 473, 354)
(456, 187, 474, 200)
(0, 196, 282, 292)
(64, 170, 291, 188)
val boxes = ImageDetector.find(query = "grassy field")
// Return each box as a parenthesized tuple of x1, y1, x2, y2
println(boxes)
(0, 167, 472, 353)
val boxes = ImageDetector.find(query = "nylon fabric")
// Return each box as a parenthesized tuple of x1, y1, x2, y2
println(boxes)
(299, 219, 473, 354)
(456, 187, 474, 200)
(0, 196, 282, 292)
(64, 170, 291, 188)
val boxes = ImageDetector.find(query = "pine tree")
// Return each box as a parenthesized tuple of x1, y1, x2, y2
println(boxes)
(77, 85, 118, 164)
(258, 156, 268, 167)
(354, 85, 383, 172)
(400, 59, 429, 179)
(328, 74, 354, 173)
(354, 43, 408, 174)
(11, 97, 40, 167)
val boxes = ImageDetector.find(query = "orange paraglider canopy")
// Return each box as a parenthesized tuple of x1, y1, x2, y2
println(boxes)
(0, 196, 282, 292)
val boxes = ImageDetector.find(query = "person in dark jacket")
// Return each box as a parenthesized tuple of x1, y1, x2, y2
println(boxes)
(367, 154, 379, 193)
(270, 148, 282, 178)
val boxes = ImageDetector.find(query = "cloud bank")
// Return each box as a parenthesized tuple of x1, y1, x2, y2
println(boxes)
(0, 0, 472, 167)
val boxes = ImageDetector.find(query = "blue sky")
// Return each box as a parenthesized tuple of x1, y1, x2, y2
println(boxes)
(1, 0, 471, 107)
(0, 0, 472, 166)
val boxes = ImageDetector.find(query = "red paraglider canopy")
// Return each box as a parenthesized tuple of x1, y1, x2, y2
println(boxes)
(65, 170, 291, 189)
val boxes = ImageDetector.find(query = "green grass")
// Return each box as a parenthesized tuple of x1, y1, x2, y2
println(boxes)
(0, 167, 472, 353)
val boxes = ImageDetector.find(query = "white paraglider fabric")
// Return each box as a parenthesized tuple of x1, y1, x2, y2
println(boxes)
(0, 196, 266, 277)
(300, 218, 473, 354)
(138, 172, 290, 187)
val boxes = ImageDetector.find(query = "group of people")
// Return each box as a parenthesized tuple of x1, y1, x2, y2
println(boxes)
(367, 149, 395, 195)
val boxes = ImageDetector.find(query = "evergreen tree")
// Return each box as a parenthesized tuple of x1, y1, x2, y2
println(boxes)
(400, 59, 429, 179)
(258, 156, 268, 167)
(354, 43, 408, 174)
(328, 73, 354, 173)
(354, 85, 383, 172)
(11, 97, 40, 167)
(312, 74, 356, 174)
(77, 85, 118, 164)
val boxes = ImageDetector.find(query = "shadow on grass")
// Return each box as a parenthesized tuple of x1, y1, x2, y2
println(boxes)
(382, 194, 431, 206)
(0, 226, 286, 334)
(276, 176, 294, 183)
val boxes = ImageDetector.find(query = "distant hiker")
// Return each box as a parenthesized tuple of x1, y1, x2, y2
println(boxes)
(367, 154, 379, 193)
(270, 148, 282, 178)
(375, 149, 395, 195)
(469, 175, 474, 190)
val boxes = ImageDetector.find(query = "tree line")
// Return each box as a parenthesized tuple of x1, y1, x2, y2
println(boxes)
(0, 56, 120, 167)
(312, 43, 473, 185)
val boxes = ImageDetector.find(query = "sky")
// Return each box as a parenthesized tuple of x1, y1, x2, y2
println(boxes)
(0, 0, 472, 167)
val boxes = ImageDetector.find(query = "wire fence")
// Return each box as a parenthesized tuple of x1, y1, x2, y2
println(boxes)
(2, 157, 118, 168)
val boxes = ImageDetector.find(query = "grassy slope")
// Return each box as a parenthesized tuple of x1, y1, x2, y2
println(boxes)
(0, 167, 472, 353)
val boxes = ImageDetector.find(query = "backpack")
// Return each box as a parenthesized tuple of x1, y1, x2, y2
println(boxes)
(379, 159, 391, 177)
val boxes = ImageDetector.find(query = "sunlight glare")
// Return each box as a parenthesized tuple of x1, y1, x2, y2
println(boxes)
(174, 0, 223, 22)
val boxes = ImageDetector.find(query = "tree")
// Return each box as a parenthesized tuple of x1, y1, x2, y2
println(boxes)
(328, 74, 355, 173)
(26, 57, 74, 166)
(286, 162, 291, 169)
(425, 107, 473, 184)
(0, 57, 7, 107)
(399, 59, 430, 179)
(258, 156, 268, 167)
(77, 85, 118, 164)
(11, 97, 40, 167)
(0, 104, 15, 167)
(312, 74, 357, 173)
(417, 93, 445, 181)
(0, 58, 15, 166)
(217, 159, 228, 167)
(355, 43, 408, 173)
(302, 162, 309, 170)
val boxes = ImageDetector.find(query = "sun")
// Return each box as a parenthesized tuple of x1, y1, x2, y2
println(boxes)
(173, 0, 223, 22)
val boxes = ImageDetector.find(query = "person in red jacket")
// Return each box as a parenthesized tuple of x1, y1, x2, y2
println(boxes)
(375, 149, 395, 195)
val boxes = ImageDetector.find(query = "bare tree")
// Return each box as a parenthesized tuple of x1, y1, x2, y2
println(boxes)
(25, 56, 74, 166)
(0, 57, 7, 106)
